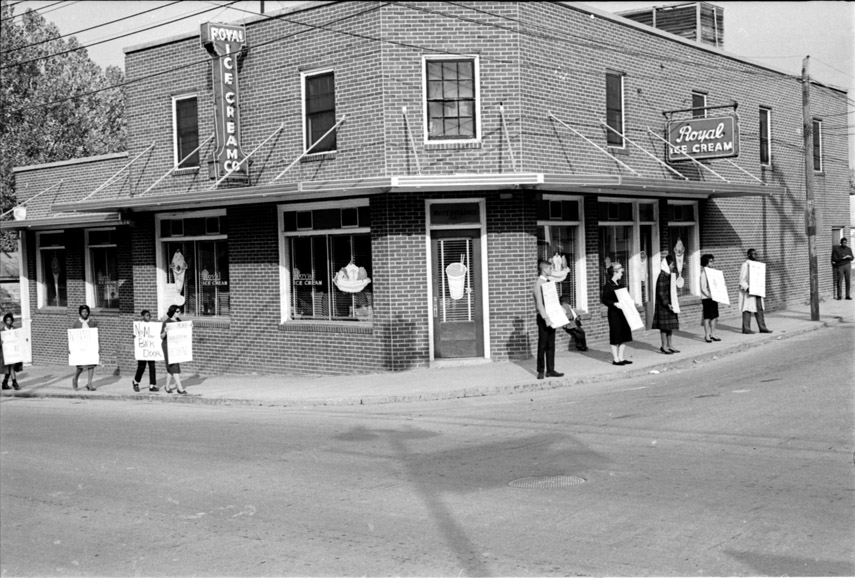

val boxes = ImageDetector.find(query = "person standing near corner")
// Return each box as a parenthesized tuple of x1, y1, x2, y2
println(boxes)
(831, 237, 853, 300)
(739, 248, 772, 334)
(533, 259, 564, 380)
(601, 263, 633, 365)
(1, 313, 22, 390)
(132, 309, 158, 393)
(652, 254, 680, 354)
(160, 305, 187, 395)
(699, 254, 721, 343)
(71, 305, 98, 391)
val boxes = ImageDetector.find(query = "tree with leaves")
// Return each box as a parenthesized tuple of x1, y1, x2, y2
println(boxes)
(0, 0, 127, 215)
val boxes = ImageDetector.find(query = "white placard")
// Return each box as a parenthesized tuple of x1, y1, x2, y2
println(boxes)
(747, 261, 766, 298)
(68, 328, 99, 366)
(1, 329, 25, 365)
(615, 288, 645, 331)
(541, 281, 571, 328)
(165, 321, 193, 364)
(133, 322, 165, 361)
(706, 268, 730, 305)
(669, 273, 681, 314)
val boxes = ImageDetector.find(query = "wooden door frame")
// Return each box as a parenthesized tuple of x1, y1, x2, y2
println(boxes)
(425, 198, 490, 362)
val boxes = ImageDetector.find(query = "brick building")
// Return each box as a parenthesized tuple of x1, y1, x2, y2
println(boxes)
(2, 1, 850, 377)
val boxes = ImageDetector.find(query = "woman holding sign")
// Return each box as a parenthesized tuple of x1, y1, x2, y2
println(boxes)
(601, 263, 633, 366)
(71, 305, 97, 391)
(652, 255, 680, 354)
(1, 313, 22, 390)
(160, 305, 187, 395)
(699, 254, 721, 343)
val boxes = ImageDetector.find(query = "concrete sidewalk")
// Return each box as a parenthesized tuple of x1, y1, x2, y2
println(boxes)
(3, 299, 852, 407)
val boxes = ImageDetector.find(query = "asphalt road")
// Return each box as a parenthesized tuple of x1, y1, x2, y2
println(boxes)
(1, 323, 853, 577)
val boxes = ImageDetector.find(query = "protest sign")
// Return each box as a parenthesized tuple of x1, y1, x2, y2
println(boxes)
(669, 273, 681, 314)
(615, 288, 645, 331)
(133, 322, 165, 361)
(68, 328, 99, 366)
(541, 281, 571, 328)
(166, 321, 193, 364)
(1, 328, 25, 365)
(747, 261, 766, 298)
(706, 268, 730, 304)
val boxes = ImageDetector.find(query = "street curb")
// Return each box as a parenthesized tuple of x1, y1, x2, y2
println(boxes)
(1, 318, 832, 408)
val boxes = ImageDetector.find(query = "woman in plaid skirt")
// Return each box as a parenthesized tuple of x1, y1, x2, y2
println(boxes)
(652, 254, 680, 354)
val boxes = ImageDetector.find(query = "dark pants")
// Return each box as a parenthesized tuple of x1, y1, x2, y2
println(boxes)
(134, 360, 156, 385)
(742, 307, 769, 332)
(833, 264, 851, 298)
(536, 314, 555, 373)
(564, 322, 587, 350)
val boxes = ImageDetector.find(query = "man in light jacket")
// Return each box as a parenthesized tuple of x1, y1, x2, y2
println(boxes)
(738, 249, 772, 334)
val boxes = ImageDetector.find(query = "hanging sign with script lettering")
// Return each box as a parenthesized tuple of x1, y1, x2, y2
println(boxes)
(201, 22, 248, 181)
(666, 116, 740, 162)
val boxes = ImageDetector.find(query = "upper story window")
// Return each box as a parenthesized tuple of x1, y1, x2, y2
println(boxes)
(605, 71, 624, 147)
(812, 119, 823, 172)
(37, 231, 66, 308)
(692, 91, 707, 118)
(759, 107, 771, 166)
(424, 56, 479, 142)
(173, 95, 199, 169)
(85, 228, 120, 310)
(303, 70, 336, 153)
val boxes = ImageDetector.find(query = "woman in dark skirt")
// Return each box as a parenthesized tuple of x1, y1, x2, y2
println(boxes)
(160, 305, 187, 394)
(699, 254, 721, 343)
(601, 263, 633, 366)
(652, 254, 680, 354)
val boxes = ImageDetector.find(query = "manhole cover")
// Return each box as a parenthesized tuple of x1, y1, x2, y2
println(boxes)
(508, 475, 586, 489)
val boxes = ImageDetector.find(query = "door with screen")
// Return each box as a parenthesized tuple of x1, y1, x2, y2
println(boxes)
(431, 229, 483, 358)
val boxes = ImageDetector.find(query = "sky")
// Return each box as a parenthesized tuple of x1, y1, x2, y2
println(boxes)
(5, 0, 854, 164)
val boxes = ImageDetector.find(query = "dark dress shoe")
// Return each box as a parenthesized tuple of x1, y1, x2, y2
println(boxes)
(1, 383, 10, 390)
(742, 330, 755, 334)
(621, 360, 633, 365)
(660, 347, 672, 354)
(846, 297, 852, 300)
(668, 348, 680, 354)
(536, 372, 545, 380)
(132, 381, 140, 392)
(12, 381, 20, 390)
(85, 386, 96, 391)
(149, 386, 160, 392)
(710, 336, 721, 342)
(177, 389, 187, 395)
(759, 329, 773, 333)
(545, 371, 564, 378)
(612, 361, 623, 366)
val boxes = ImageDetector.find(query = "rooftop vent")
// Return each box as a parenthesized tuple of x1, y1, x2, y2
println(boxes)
(618, 2, 724, 49)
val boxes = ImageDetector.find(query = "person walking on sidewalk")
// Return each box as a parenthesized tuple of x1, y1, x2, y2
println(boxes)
(533, 259, 564, 380)
(831, 237, 853, 300)
(160, 305, 187, 394)
(132, 309, 158, 393)
(739, 249, 772, 334)
(699, 254, 721, 343)
(71, 305, 98, 391)
(601, 262, 633, 366)
(652, 255, 680, 354)
(1, 313, 22, 390)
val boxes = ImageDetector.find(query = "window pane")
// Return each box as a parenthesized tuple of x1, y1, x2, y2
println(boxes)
(42, 249, 67, 307)
(599, 226, 632, 290)
(198, 240, 230, 316)
(165, 243, 193, 316)
(669, 226, 693, 297)
(175, 98, 199, 168)
(306, 72, 336, 152)
(538, 226, 577, 308)
(813, 120, 821, 170)
(291, 236, 329, 319)
(606, 73, 624, 146)
(425, 59, 477, 140)
(759, 109, 770, 165)
(91, 246, 120, 309)
(692, 93, 706, 118)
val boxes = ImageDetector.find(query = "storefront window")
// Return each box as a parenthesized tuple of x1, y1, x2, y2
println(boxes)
(597, 200, 659, 304)
(281, 201, 372, 323)
(0, 235, 21, 315)
(537, 197, 584, 310)
(37, 231, 66, 308)
(86, 229, 119, 309)
(599, 225, 632, 290)
(667, 202, 698, 298)
(158, 213, 229, 317)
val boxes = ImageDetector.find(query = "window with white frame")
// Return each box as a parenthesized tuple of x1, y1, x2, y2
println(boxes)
(280, 200, 372, 322)
(537, 196, 585, 310)
(303, 70, 336, 153)
(37, 231, 66, 308)
(759, 107, 771, 166)
(605, 71, 624, 147)
(812, 118, 823, 172)
(173, 95, 199, 169)
(667, 201, 699, 298)
(157, 211, 229, 317)
(597, 200, 660, 305)
(85, 228, 120, 309)
(692, 91, 707, 118)
(424, 56, 479, 142)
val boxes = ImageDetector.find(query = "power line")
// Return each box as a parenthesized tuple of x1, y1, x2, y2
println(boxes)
(1, 0, 184, 56)
(1, 1, 240, 70)
(0, 0, 65, 22)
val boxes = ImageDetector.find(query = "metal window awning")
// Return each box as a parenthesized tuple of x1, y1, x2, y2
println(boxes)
(0, 212, 126, 231)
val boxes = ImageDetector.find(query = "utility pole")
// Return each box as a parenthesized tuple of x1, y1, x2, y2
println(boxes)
(802, 56, 820, 321)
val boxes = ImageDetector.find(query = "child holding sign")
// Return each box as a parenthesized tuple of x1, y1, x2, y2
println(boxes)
(1, 313, 22, 390)
(71, 305, 98, 391)
(132, 309, 158, 393)
(160, 305, 187, 395)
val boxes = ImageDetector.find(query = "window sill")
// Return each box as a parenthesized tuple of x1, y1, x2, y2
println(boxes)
(607, 146, 629, 157)
(37, 306, 67, 314)
(173, 167, 200, 176)
(180, 317, 230, 329)
(91, 308, 121, 317)
(301, 152, 337, 163)
(424, 141, 482, 150)
(279, 321, 373, 334)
